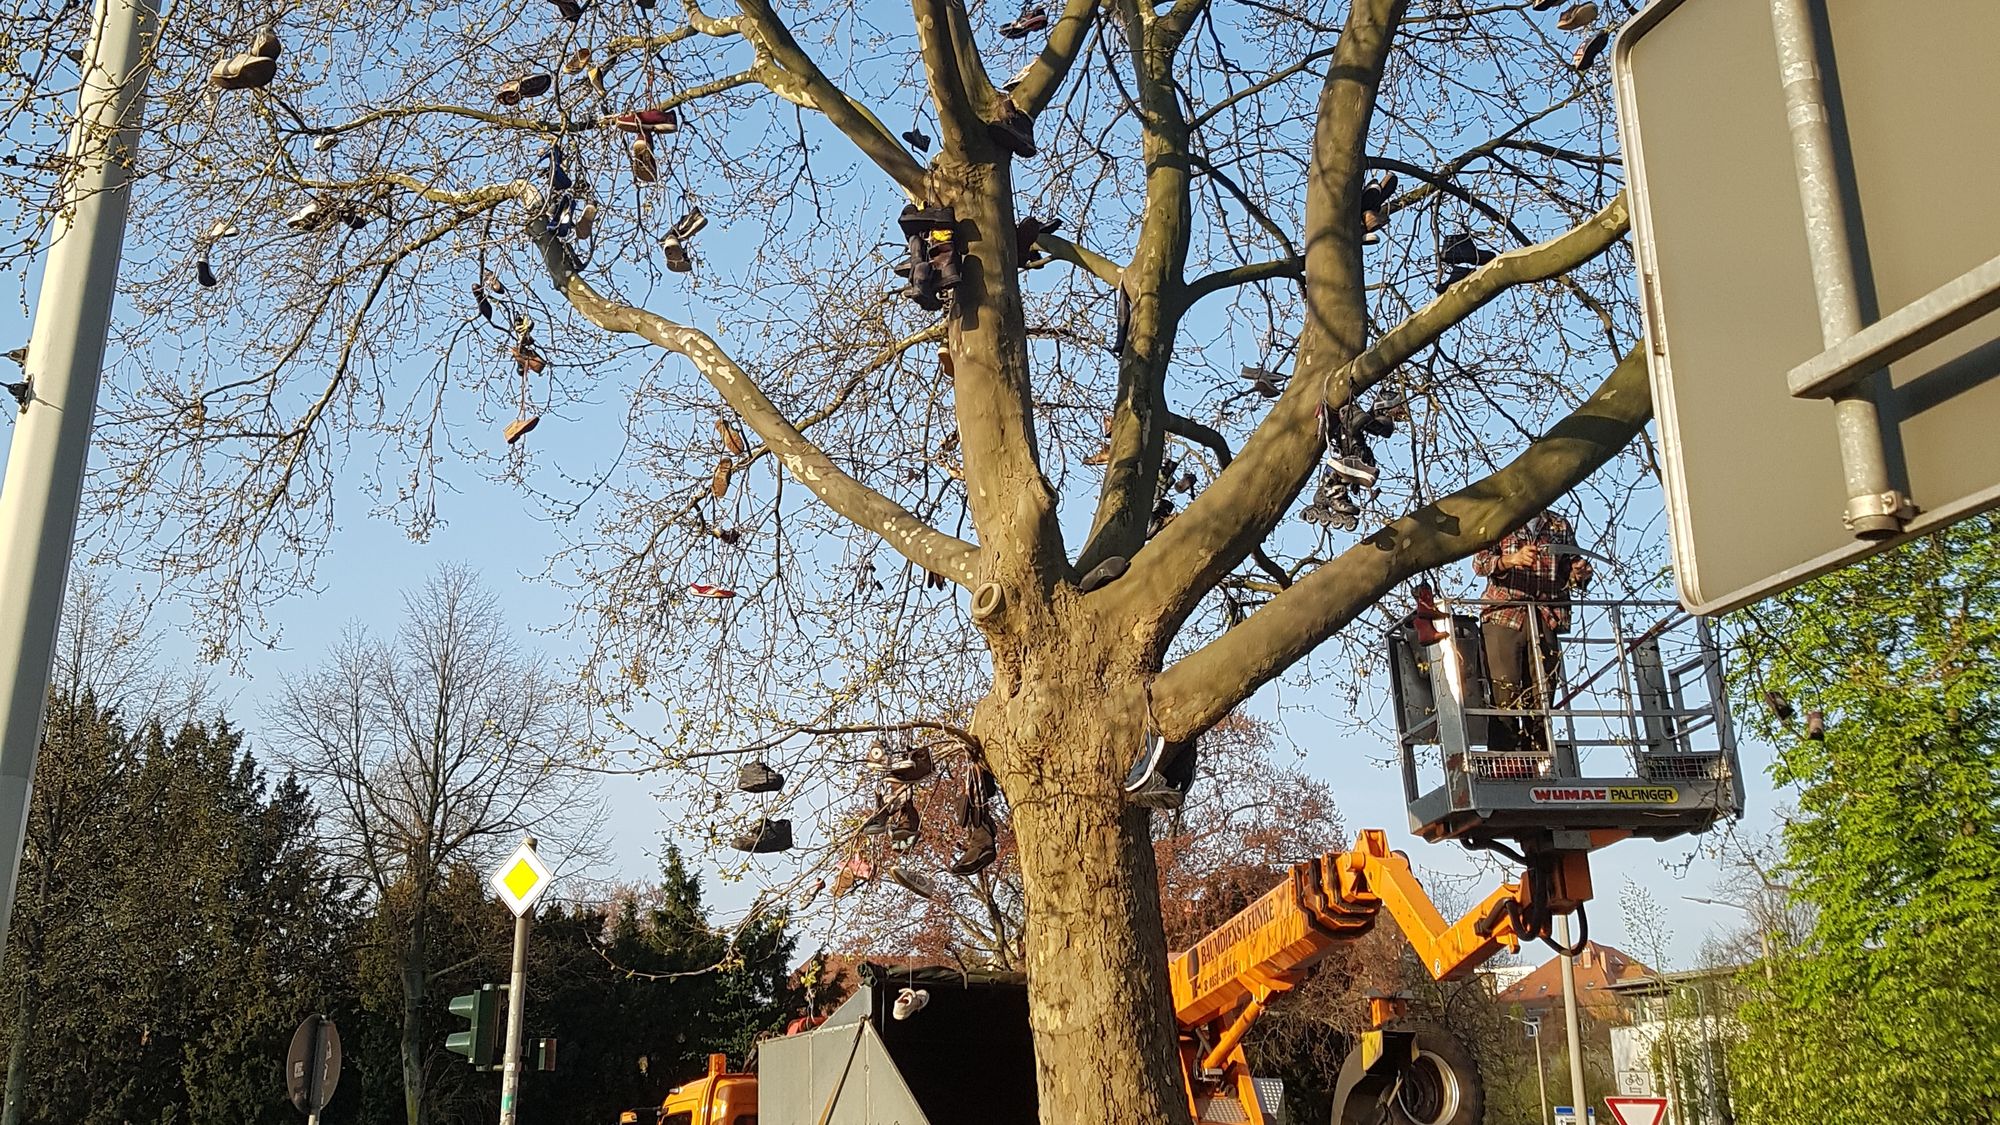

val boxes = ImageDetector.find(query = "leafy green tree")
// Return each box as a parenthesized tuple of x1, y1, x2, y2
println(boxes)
(0, 709, 360, 1125)
(1727, 512, 2000, 1123)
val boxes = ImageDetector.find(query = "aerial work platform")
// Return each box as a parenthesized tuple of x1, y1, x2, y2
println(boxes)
(1388, 598, 1744, 848)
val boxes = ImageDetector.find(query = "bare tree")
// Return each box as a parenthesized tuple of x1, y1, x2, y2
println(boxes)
(6, 0, 1658, 1118)
(266, 566, 598, 1125)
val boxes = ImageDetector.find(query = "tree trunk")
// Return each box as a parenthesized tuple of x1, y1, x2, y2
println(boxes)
(991, 677, 1192, 1125)
(0, 974, 35, 1125)
(400, 910, 429, 1125)
(1, 856, 50, 1125)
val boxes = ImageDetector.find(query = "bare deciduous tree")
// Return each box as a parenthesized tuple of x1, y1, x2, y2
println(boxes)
(267, 566, 597, 1125)
(5, 0, 1659, 1118)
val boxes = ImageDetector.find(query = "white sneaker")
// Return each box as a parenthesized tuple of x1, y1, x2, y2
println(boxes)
(892, 988, 930, 1020)
(1327, 453, 1379, 487)
(284, 202, 326, 231)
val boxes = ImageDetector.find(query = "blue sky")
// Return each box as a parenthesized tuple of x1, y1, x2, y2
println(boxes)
(0, 345, 1791, 972)
(0, 0, 1793, 972)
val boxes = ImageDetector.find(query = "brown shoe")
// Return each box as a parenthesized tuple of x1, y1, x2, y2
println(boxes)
(614, 106, 682, 134)
(715, 417, 747, 454)
(1552, 2, 1600, 31)
(496, 73, 553, 105)
(1556, 2, 1598, 31)
(504, 416, 540, 444)
(209, 52, 277, 91)
(629, 136, 658, 182)
(1572, 29, 1609, 70)
(986, 98, 1037, 158)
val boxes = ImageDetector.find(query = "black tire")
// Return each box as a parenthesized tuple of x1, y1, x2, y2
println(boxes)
(1331, 1026, 1485, 1125)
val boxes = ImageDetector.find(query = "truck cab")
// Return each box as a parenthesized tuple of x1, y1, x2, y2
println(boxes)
(621, 1053, 758, 1125)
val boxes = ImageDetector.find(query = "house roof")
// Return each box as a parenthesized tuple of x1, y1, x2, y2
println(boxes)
(1494, 941, 1655, 1013)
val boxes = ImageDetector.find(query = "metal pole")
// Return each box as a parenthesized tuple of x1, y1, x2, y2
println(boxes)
(0, 0, 157, 969)
(1557, 914, 1589, 1123)
(498, 839, 535, 1125)
(1768, 0, 1910, 539)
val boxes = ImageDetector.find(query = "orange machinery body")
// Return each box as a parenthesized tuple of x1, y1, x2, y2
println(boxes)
(637, 1053, 757, 1125)
(638, 830, 1599, 1125)
(1166, 828, 1597, 1125)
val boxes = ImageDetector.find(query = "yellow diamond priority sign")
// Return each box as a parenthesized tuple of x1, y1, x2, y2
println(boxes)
(489, 840, 551, 917)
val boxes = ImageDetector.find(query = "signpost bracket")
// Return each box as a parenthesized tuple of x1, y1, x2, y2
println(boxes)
(1788, 251, 2000, 400)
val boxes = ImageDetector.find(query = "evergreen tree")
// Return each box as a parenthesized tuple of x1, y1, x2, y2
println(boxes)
(0, 707, 361, 1124)
(517, 846, 801, 1124)
(1728, 513, 2000, 1122)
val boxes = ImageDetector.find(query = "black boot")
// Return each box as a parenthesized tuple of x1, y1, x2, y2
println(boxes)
(736, 761, 785, 794)
(730, 818, 793, 853)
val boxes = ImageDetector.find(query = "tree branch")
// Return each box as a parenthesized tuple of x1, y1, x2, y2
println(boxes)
(1102, 0, 1405, 617)
(912, 0, 987, 149)
(1035, 233, 1125, 287)
(1153, 343, 1653, 739)
(533, 227, 980, 585)
(1124, 191, 1631, 630)
(1181, 256, 1303, 308)
(1012, 0, 1103, 115)
(1074, 0, 1200, 574)
(733, 0, 928, 196)
(1163, 412, 1290, 589)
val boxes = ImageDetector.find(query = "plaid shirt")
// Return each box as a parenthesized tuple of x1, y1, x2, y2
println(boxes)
(1472, 513, 1592, 633)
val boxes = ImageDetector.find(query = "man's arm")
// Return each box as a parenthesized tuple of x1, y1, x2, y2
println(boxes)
(1476, 536, 1536, 580)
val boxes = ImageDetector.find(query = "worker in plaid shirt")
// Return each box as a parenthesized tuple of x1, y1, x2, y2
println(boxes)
(1472, 511, 1592, 753)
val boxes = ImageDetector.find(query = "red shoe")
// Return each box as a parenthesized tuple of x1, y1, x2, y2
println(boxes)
(688, 583, 736, 599)
(613, 106, 682, 134)
(1413, 582, 1448, 645)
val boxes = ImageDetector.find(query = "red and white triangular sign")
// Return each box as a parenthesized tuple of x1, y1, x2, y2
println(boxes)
(1604, 1097, 1669, 1125)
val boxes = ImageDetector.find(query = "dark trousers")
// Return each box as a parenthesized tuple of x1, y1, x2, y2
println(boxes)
(1482, 619, 1563, 754)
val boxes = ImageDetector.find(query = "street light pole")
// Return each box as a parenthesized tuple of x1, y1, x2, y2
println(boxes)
(1510, 1015, 1552, 1125)
(0, 0, 158, 971)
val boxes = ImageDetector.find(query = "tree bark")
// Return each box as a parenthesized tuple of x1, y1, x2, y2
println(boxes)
(400, 906, 428, 1125)
(0, 973, 34, 1125)
(1, 854, 51, 1125)
(986, 672, 1191, 1125)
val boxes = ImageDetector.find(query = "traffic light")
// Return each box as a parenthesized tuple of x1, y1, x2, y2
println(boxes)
(445, 985, 498, 1068)
(531, 1037, 557, 1072)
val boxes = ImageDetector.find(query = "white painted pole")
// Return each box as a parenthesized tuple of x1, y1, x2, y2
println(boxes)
(498, 837, 536, 1125)
(1557, 915, 1590, 1123)
(0, 0, 157, 967)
